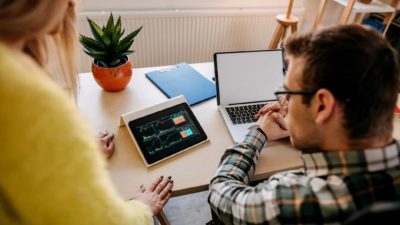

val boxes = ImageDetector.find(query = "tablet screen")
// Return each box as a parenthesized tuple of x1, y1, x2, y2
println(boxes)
(128, 103, 207, 165)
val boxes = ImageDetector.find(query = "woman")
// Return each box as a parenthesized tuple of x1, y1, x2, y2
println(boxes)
(0, 1, 172, 224)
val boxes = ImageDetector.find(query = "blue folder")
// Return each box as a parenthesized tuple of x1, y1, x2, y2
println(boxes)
(145, 62, 216, 106)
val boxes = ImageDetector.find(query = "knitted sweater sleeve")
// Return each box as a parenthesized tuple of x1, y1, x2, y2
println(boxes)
(0, 45, 152, 225)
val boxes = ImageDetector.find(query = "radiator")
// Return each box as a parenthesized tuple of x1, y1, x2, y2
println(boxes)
(77, 8, 304, 72)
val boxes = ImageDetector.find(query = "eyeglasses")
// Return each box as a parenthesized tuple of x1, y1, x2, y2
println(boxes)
(274, 86, 316, 106)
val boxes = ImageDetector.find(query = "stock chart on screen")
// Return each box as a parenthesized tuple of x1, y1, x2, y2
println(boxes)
(136, 110, 200, 155)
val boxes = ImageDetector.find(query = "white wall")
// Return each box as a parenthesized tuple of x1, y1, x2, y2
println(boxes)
(80, 0, 304, 11)
(80, 0, 352, 39)
(77, 0, 307, 72)
(300, 0, 345, 32)
(77, 0, 359, 72)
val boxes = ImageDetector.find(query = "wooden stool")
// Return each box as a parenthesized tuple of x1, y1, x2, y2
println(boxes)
(269, 0, 299, 49)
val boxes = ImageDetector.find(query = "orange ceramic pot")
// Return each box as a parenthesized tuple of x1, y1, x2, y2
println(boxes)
(91, 60, 132, 92)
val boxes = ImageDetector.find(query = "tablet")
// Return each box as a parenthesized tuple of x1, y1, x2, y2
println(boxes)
(121, 96, 208, 167)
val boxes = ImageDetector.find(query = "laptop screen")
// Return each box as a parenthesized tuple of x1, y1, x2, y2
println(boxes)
(214, 50, 284, 105)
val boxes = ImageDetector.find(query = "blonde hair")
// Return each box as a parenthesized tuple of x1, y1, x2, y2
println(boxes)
(0, 0, 78, 98)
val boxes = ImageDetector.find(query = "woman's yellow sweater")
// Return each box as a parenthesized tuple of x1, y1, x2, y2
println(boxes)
(0, 43, 152, 225)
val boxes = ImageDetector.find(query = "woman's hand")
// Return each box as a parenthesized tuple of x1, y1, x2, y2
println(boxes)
(98, 131, 115, 159)
(131, 176, 174, 215)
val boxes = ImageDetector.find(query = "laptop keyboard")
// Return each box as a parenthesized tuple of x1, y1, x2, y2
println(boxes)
(226, 104, 264, 124)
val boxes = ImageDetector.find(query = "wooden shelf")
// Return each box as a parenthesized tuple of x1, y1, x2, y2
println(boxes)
(314, 0, 398, 36)
(333, 0, 395, 13)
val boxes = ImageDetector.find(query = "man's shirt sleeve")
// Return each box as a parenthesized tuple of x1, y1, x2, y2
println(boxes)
(208, 127, 323, 225)
(208, 127, 281, 224)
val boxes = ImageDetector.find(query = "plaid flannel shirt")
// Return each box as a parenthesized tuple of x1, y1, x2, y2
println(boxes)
(208, 127, 400, 225)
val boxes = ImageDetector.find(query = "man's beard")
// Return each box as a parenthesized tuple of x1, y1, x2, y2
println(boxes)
(290, 129, 321, 152)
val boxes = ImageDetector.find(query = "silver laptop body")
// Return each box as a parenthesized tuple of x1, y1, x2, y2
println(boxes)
(214, 50, 285, 143)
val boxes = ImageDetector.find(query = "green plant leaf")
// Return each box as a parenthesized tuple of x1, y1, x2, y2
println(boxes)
(111, 17, 123, 44)
(96, 60, 109, 67)
(79, 34, 104, 51)
(102, 35, 111, 48)
(116, 51, 134, 58)
(83, 50, 108, 58)
(116, 39, 134, 53)
(103, 14, 115, 42)
(119, 26, 142, 49)
(112, 29, 125, 45)
(109, 58, 121, 67)
(114, 16, 122, 36)
(81, 15, 141, 64)
(106, 13, 114, 31)
(87, 18, 105, 45)
(83, 49, 110, 62)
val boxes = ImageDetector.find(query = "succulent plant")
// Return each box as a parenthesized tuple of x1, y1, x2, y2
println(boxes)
(79, 13, 142, 68)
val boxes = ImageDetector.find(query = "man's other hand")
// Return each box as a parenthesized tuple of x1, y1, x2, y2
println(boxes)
(256, 101, 287, 118)
(255, 101, 289, 140)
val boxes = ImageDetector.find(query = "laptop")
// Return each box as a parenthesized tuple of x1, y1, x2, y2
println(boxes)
(214, 50, 285, 143)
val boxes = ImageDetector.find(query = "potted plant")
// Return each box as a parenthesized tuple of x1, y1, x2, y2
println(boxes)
(80, 13, 142, 92)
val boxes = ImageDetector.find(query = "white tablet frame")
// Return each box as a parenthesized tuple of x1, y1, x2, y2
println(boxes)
(120, 95, 208, 167)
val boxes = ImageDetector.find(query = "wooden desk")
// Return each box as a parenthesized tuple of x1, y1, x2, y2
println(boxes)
(77, 63, 299, 198)
(78, 62, 400, 224)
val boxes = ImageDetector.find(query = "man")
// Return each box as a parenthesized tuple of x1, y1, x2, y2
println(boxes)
(208, 24, 400, 225)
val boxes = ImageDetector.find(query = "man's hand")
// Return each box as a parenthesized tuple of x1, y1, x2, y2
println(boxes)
(98, 131, 115, 159)
(131, 176, 174, 215)
(256, 101, 287, 118)
(255, 102, 289, 140)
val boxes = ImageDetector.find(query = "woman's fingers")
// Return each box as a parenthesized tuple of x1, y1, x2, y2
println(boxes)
(160, 193, 171, 206)
(159, 180, 174, 199)
(104, 142, 115, 158)
(98, 130, 111, 136)
(148, 176, 164, 192)
(99, 133, 106, 138)
(101, 132, 114, 144)
(107, 133, 115, 145)
(131, 177, 174, 216)
(154, 176, 171, 194)
(107, 142, 115, 151)
(138, 184, 146, 193)
(98, 131, 115, 159)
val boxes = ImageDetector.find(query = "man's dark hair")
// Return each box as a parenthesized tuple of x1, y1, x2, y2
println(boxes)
(285, 25, 400, 140)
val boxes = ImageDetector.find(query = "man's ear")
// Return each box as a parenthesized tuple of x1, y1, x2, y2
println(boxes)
(313, 88, 335, 125)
